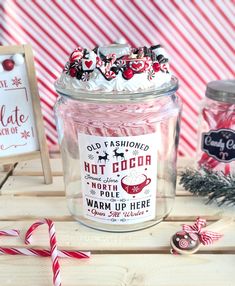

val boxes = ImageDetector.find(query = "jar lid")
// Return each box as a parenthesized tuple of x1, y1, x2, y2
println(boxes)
(206, 80, 235, 103)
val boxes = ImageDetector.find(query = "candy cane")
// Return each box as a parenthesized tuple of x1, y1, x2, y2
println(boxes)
(25, 219, 61, 286)
(0, 220, 90, 286)
(0, 247, 90, 259)
(160, 62, 169, 73)
(96, 56, 103, 68)
(0, 229, 19, 236)
(105, 53, 116, 73)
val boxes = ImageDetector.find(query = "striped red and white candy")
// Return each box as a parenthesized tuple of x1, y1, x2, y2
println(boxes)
(96, 56, 103, 68)
(144, 56, 152, 71)
(105, 53, 117, 73)
(74, 102, 158, 138)
(0, 220, 90, 286)
(63, 97, 177, 165)
(105, 70, 116, 80)
(70, 47, 84, 62)
(25, 219, 61, 286)
(0, 247, 90, 259)
(160, 63, 169, 73)
(0, 226, 90, 259)
(0, 229, 19, 236)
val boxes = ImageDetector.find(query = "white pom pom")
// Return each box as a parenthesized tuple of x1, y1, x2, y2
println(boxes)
(12, 54, 24, 66)
(0, 64, 4, 73)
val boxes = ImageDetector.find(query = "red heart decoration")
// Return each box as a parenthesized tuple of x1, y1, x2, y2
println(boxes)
(85, 60, 93, 69)
(130, 61, 145, 72)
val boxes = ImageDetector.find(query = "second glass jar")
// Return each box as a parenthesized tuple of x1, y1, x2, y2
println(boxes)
(197, 80, 235, 175)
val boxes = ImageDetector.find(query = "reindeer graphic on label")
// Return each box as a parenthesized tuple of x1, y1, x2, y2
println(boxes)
(113, 148, 125, 160)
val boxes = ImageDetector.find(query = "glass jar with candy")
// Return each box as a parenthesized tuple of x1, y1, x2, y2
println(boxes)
(54, 43, 182, 232)
(197, 80, 235, 174)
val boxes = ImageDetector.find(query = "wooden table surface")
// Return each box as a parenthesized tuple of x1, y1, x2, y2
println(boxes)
(0, 157, 235, 286)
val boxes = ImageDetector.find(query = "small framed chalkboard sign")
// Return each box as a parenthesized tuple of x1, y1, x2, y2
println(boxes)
(0, 44, 52, 184)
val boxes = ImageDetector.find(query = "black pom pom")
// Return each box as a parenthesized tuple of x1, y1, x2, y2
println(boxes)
(110, 66, 120, 75)
(76, 69, 83, 80)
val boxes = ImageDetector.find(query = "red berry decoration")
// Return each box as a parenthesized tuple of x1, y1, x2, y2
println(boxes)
(123, 68, 134, 80)
(152, 62, 160, 72)
(69, 68, 77, 77)
(2, 59, 15, 71)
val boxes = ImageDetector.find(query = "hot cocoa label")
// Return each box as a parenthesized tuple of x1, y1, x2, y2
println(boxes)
(202, 129, 235, 162)
(78, 133, 158, 224)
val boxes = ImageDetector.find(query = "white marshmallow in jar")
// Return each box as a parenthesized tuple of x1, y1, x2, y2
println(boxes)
(54, 43, 182, 232)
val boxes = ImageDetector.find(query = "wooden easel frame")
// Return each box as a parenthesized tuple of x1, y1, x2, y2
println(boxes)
(0, 44, 52, 184)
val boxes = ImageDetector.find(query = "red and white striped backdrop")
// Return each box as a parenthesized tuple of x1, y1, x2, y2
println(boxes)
(0, 0, 234, 156)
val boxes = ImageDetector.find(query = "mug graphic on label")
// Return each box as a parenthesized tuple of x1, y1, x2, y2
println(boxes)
(78, 133, 158, 225)
(121, 174, 151, 195)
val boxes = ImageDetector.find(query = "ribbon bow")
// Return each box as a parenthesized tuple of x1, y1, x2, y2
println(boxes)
(182, 217, 223, 245)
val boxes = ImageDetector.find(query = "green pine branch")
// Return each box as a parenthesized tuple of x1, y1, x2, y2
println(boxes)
(179, 168, 235, 206)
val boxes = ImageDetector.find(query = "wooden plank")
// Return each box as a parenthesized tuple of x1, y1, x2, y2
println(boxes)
(13, 157, 192, 176)
(1, 181, 188, 196)
(176, 178, 191, 195)
(177, 157, 195, 174)
(0, 255, 234, 285)
(1, 176, 64, 196)
(1, 175, 188, 197)
(0, 196, 70, 220)
(0, 196, 233, 221)
(0, 151, 41, 165)
(24, 44, 52, 184)
(0, 220, 234, 252)
(0, 45, 25, 54)
(13, 158, 63, 176)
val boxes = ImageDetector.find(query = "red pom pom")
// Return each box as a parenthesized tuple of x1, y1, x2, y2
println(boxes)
(69, 68, 77, 77)
(2, 59, 15, 71)
(152, 62, 160, 72)
(123, 68, 134, 80)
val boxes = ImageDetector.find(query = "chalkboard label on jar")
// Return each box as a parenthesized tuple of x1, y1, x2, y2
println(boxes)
(202, 129, 235, 162)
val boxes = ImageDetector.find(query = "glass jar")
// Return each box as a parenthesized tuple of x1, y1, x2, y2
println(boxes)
(54, 77, 181, 232)
(197, 80, 235, 174)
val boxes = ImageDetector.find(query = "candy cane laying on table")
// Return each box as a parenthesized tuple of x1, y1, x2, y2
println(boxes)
(0, 247, 90, 258)
(25, 219, 61, 286)
(0, 229, 19, 236)
(0, 219, 90, 286)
